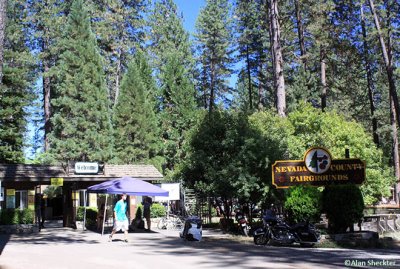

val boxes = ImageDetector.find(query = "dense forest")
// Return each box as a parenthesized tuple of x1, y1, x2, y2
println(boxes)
(0, 0, 399, 207)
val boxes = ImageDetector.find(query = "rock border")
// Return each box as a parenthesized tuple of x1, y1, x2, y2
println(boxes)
(0, 224, 40, 234)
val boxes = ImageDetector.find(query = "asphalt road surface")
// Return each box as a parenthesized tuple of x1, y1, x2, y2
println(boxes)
(0, 225, 399, 269)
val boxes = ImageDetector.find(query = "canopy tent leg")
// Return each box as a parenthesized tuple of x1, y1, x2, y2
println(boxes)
(83, 190, 87, 231)
(101, 194, 108, 236)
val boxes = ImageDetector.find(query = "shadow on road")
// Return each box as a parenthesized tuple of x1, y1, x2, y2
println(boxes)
(0, 234, 10, 255)
(0, 228, 99, 246)
(125, 233, 400, 269)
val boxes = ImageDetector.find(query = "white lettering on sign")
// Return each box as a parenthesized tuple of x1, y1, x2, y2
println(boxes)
(74, 162, 99, 174)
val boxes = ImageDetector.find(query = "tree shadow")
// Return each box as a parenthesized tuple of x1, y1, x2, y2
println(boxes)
(0, 234, 11, 255)
(124, 234, 400, 269)
(0, 228, 99, 246)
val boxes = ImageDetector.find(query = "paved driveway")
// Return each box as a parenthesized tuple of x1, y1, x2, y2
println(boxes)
(0, 226, 399, 269)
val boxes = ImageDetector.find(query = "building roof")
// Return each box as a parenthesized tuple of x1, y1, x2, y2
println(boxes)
(0, 164, 163, 182)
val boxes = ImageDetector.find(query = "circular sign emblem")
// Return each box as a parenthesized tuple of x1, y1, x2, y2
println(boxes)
(304, 147, 332, 174)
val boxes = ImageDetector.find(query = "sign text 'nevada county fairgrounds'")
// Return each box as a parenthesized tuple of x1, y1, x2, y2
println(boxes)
(272, 147, 366, 189)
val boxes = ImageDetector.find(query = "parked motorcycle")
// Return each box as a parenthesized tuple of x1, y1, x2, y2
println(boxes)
(253, 213, 320, 247)
(235, 210, 250, 236)
(180, 216, 202, 241)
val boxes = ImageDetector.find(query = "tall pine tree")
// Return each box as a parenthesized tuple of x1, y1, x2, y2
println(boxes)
(0, 0, 35, 163)
(49, 0, 112, 162)
(148, 0, 197, 176)
(27, 0, 71, 152)
(112, 50, 158, 164)
(234, 0, 270, 111)
(195, 0, 234, 113)
(89, 0, 147, 106)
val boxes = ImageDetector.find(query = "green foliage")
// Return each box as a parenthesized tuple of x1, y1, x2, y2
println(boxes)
(20, 209, 34, 224)
(89, 0, 147, 104)
(0, 209, 34, 225)
(322, 185, 364, 233)
(0, 0, 35, 163)
(176, 110, 272, 217)
(148, 0, 199, 178)
(178, 105, 393, 219)
(135, 203, 165, 219)
(49, 0, 113, 162)
(284, 186, 322, 224)
(195, 0, 234, 110)
(76, 207, 98, 227)
(287, 105, 395, 204)
(112, 50, 159, 164)
(233, 0, 270, 111)
(247, 110, 295, 206)
(148, 0, 194, 78)
(43, 186, 62, 199)
(150, 203, 166, 218)
(158, 55, 197, 178)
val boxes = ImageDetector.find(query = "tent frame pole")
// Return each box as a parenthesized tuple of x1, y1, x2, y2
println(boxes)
(83, 190, 87, 231)
(101, 194, 108, 236)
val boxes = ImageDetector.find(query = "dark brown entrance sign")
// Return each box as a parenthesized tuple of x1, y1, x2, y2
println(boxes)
(272, 148, 366, 189)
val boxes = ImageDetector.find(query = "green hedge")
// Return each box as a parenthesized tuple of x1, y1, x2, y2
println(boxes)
(136, 203, 166, 218)
(322, 184, 364, 233)
(151, 203, 166, 218)
(0, 209, 34, 225)
(284, 186, 322, 224)
(77, 207, 98, 227)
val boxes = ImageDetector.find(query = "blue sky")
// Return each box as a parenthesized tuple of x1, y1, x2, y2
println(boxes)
(174, 0, 205, 34)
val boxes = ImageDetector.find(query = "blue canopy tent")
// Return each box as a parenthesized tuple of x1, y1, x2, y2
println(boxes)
(86, 176, 169, 235)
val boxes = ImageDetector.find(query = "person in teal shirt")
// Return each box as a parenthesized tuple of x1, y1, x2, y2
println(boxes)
(109, 193, 129, 242)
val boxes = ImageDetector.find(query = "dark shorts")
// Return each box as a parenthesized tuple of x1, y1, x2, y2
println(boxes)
(144, 211, 150, 219)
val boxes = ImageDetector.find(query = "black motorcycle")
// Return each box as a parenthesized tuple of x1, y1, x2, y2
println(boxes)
(253, 214, 320, 247)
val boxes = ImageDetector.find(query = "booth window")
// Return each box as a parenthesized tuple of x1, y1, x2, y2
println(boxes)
(15, 190, 28, 209)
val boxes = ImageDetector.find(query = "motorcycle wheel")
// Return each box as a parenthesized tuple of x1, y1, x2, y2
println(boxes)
(242, 227, 249, 237)
(254, 235, 268, 245)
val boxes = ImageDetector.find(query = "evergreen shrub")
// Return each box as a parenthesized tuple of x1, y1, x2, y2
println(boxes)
(322, 184, 364, 233)
(151, 203, 166, 218)
(76, 207, 98, 227)
(284, 186, 322, 224)
(0, 209, 34, 224)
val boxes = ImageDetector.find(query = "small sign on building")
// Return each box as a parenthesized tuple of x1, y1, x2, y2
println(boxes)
(6, 189, 15, 196)
(74, 162, 99, 174)
(51, 177, 64, 186)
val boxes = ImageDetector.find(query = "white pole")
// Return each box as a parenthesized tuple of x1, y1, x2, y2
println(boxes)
(83, 190, 87, 231)
(167, 199, 170, 218)
(101, 194, 108, 236)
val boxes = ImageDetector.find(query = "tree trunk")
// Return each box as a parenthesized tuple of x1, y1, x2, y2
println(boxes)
(0, 0, 7, 84)
(246, 44, 253, 110)
(385, 1, 400, 204)
(201, 64, 208, 110)
(367, 0, 400, 127)
(390, 96, 400, 204)
(113, 51, 122, 107)
(209, 61, 215, 114)
(361, 5, 379, 147)
(257, 60, 265, 110)
(294, 0, 307, 69)
(43, 62, 51, 152)
(320, 47, 327, 111)
(269, 0, 286, 117)
(42, 20, 52, 152)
